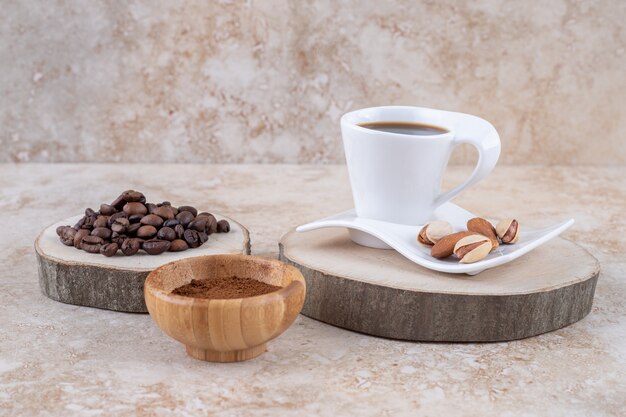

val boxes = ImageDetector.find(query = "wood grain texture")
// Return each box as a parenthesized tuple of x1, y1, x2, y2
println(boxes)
(36, 214, 251, 313)
(279, 228, 599, 342)
(144, 255, 306, 362)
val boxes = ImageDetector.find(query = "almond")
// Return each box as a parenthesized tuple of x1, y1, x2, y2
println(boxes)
(430, 231, 475, 259)
(467, 217, 499, 251)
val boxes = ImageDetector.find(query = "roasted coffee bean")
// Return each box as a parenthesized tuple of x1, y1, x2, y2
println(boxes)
(137, 225, 157, 239)
(82, 235, 104, 253)
(163, 219, 179, 228)
(77, 215, 96, 230)
(207, 215, 218, 234)
(175, 211, 194, 227)
(111, 233, 128, 245)
(177, 205, 198, 217)
(73, 229, 90, 248)
(111, 217, 130, 233)
(93, 215, 109, 228)
(100, 242, 119, 257)
(126, 223, 141, 236)
(183, 229, 201, 248)
(85, 208, 97, 217)
(153, 206, 175, 220)
(128, 214, 143, 223)
(56, 225, 68, 236)
(140, 214, 163, 228)
(107, 212, 127, 227)
(188, 218, 208, 233)
(123, 202, 147, 216)
(143, 239, 171, 255)
(169, 239, 189, 252)
(196, 212, 212, 218)
(157, 227, 176, 241)
(146, 203, 157, 214)
(91, 227, 112, 240)
(121, 238, 141, 256)
(99, 204, 115, 216)
(60, 227, 77, 246)
(110, 195, 127, 211)
(198, 231, 208, 244)
(122, 190, 146, 203)
(217, 219, 230, 233)
(159, 201, 171, 206)
(174, 224, 185, 239)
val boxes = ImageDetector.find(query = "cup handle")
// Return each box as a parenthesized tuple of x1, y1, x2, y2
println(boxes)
(434, 116, 501, 207)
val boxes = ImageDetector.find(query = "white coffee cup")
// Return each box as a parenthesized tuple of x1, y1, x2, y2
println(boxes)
(341, 106, 500, 247)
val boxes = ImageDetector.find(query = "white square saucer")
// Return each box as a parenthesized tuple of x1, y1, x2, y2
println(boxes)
(296, 203, 574, 275)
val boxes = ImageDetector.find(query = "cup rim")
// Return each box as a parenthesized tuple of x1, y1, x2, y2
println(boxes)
(341, 105, 455, 139)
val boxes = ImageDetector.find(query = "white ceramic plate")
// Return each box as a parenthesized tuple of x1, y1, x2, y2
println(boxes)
(296, 203, 574, 275)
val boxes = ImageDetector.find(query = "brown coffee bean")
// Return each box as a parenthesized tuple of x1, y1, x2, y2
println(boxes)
(99, 204, 115, 216)
(111, 217, 130, 233)
(163, 219, 179, 228)
(169, 239, 189, 252)
(91, 227, 112, 240)
(153, 206, 175, 220)
(140, 214, 164, 228)
(127, 214, 143, 224)
(207, 215, 218, 234)
(111, 232, 127, 245)
(157, 227, 176, 241)
(177, 205, 198, 217)
(76, 215, 96, 230)
(82, 235, 104, 253)
(60, 227, 77, 246)
(93, 215, 109, 228)
(56, 225, 69, 236)
(143, 239, 171, 255)
(126, 223, 141, 236)
(174, 224, 185, 239)
(123, 202, 147, 216)
(137, 225, 157, 239)
(217, 219, 230, 233)
(121, 238, 141, 256)
(196, 212, 212, 218)
(183, 229, 201, 248)
(73, 229, 90, 248)
(198, 231, 208, 244)
(188, 218, 208, 233)
(122, 190, 146, 203)
(100, 242, 119, 257)
(146, 203, 157, 214)
(85, 208, 97, 217)
(107, 212, 127, 227)
(175, 211, 194, 227)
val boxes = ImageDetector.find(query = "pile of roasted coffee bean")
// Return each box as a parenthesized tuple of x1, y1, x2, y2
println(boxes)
(56, 190, 230, 257)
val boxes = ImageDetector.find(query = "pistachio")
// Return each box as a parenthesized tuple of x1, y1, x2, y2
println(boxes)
(453, 235, 492, 263)
(496, 219, 520, 244)
(418, 220, 453, 245)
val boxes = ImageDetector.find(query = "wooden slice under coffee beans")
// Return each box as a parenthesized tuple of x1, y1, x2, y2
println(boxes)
(36, 213, 250, 313)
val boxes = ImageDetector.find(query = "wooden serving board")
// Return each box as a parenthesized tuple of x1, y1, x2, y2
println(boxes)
(36, 214, 250, 313)
(279, 228, 599, 342)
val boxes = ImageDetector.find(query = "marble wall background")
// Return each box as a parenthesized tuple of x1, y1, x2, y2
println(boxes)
(1, 0, 624, 164)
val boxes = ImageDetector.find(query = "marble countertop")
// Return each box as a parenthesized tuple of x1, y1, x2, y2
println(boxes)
(1, 164, 624, 416)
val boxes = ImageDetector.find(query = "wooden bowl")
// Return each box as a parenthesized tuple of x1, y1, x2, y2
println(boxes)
(144, 254, 306, 362)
